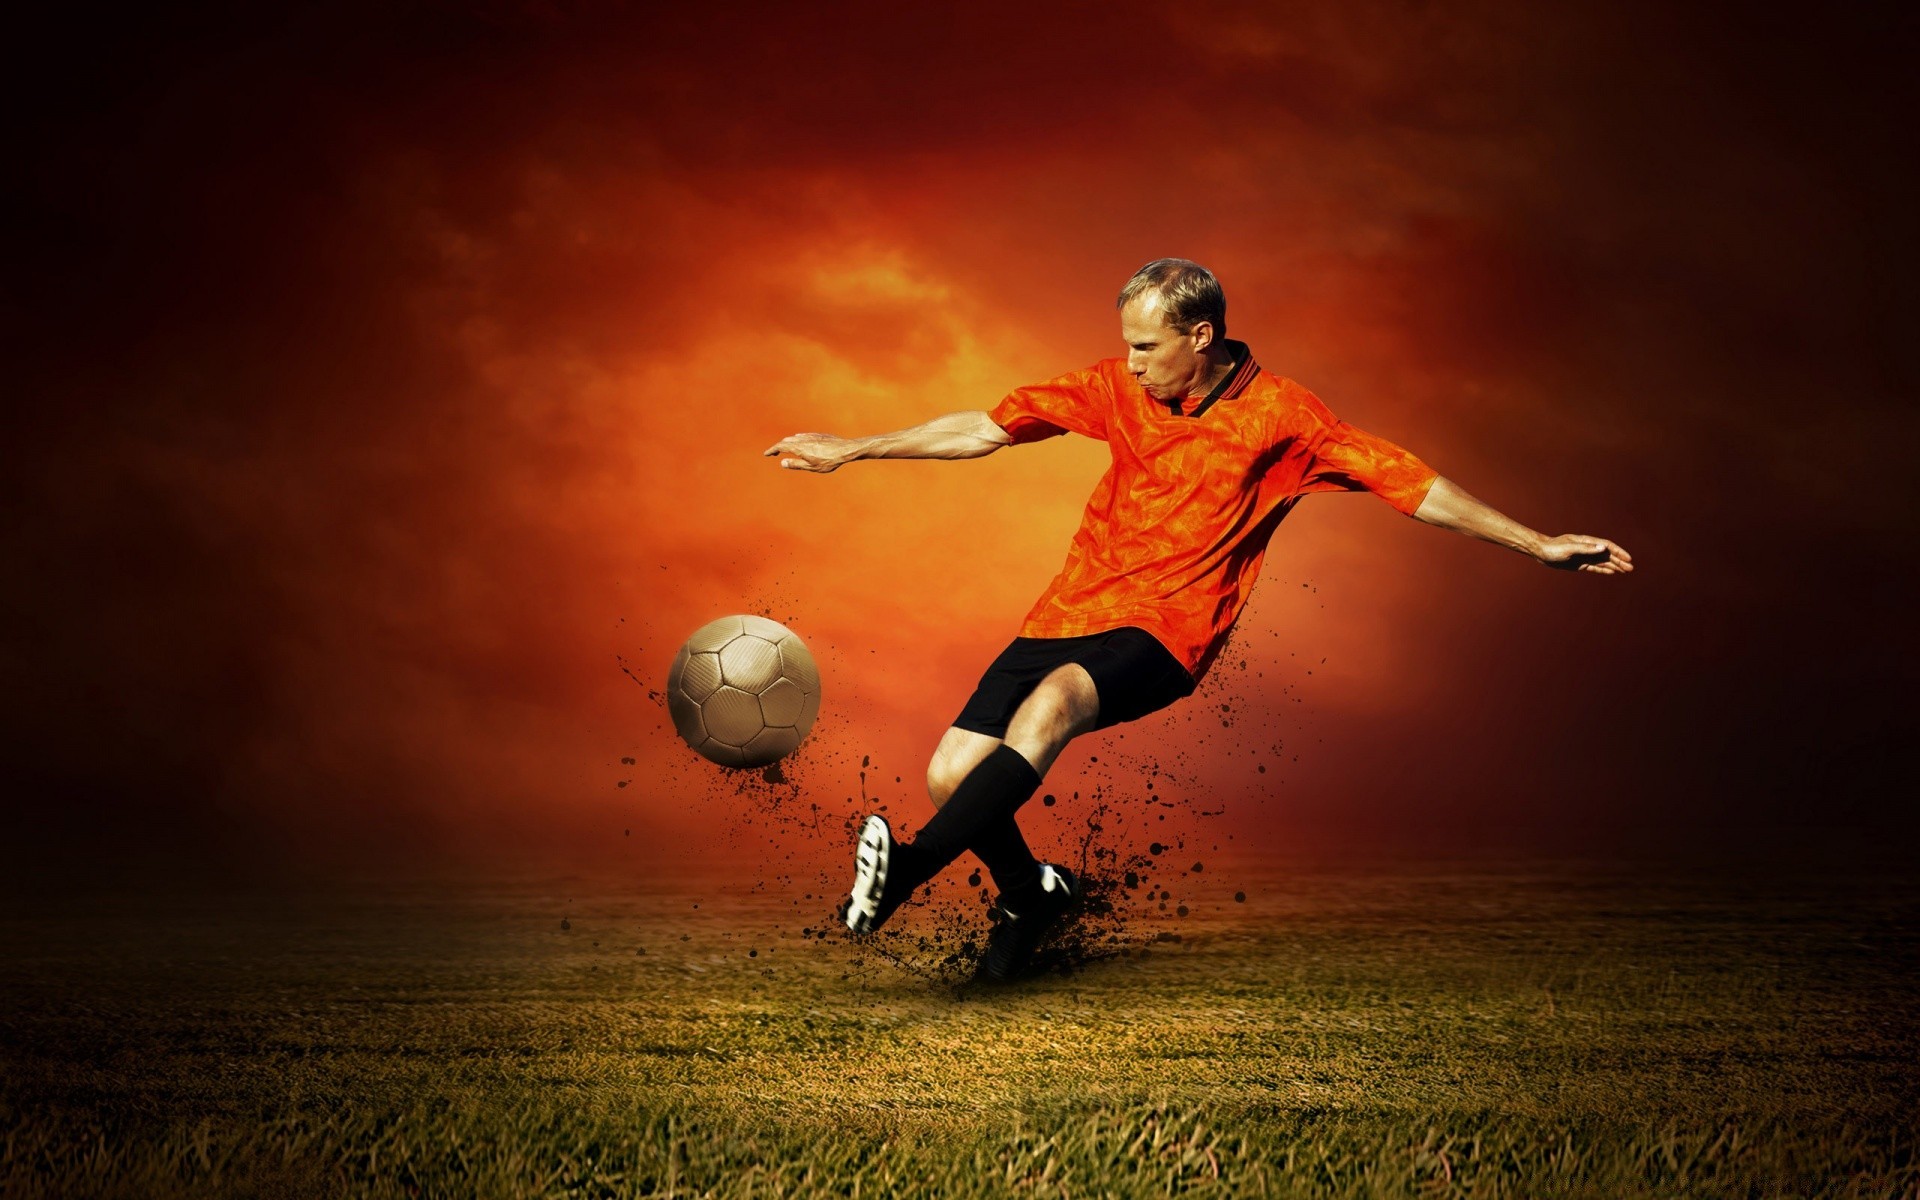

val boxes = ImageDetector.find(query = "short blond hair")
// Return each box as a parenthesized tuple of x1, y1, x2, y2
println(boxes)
(1117, 259, 1226, 338)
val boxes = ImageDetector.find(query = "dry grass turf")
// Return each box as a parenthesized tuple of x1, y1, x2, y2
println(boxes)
(2, 862, 1915, 1197)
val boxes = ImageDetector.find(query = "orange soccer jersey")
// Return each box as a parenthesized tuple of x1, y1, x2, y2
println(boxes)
(987, 341, 1438, 680)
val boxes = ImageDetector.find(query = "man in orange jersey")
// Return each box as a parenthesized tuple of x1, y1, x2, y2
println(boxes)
(765, 258, 1632, 981)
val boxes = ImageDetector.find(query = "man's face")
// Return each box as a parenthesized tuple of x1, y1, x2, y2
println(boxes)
(1121, 293, 1212, 402)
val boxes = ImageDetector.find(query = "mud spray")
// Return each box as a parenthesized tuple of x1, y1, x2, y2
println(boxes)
(615, 584, 1325, 989)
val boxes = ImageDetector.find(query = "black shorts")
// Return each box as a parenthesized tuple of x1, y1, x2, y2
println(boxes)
(951, 626, 1197, 738)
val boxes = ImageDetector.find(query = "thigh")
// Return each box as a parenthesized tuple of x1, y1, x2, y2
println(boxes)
(950, 637, 1087, 738)
(1005, 662, 1102, 739)
(1000, 662, 1103, 776)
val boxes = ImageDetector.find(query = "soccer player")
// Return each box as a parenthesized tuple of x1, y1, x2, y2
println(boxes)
(764, 259, 1632, 981)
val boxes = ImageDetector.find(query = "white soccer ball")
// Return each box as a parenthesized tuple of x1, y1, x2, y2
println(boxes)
(666, 615, 821, 768)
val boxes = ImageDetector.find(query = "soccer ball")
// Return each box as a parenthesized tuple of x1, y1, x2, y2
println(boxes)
(666, 615, 821, 768)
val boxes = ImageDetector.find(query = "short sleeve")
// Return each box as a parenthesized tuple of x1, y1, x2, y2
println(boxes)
(1292, 387, 1438, 515)
(987, 363, 1112, 444)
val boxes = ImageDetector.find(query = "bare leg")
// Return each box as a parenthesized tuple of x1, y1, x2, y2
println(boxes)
(1001, 663, 1101, 776)
(927, 726, 1001, 807)
(926, 662, 1102, 801)
(927, 726, 1030, 888)
(848, 666, 1104, 935)
(917, 664, 1101, 889)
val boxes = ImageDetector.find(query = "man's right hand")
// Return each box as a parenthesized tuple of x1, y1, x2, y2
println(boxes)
(764, 432, 864, 473)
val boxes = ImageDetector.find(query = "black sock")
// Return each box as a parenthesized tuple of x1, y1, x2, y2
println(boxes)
(970, 818, 1041, 895)
(906, 744, 1044, 886)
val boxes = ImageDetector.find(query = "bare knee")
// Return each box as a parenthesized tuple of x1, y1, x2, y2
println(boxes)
(926, 727, 1000, 807)
(926, 759, 964, 807)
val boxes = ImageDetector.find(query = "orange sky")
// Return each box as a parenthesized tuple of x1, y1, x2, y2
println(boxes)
(7, 0, 1915, 887)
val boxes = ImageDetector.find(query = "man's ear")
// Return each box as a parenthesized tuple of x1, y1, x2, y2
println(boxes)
(1189, 320, 1215, 353)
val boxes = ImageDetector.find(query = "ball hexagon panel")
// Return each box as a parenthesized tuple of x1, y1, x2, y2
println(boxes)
(676, 650, 723, 703)
(776, 636, 819, 693)
(759, 677, 807, 727)
(685, 615, 745, 655)
(797, 687, 820, 731)
(717, 634, 782, 694)
(702, 685, 764, 746)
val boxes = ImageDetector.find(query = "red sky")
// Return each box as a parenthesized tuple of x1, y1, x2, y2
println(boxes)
(7, 0, 1915, 887)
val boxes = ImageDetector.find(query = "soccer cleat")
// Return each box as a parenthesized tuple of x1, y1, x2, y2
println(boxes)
(974, 863, 1079, 983)
(843, 815, 917, 935)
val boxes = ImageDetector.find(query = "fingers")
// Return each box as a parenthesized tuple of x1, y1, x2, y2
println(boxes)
(765, 433, 830, 457)
(1600, 539, 1633, 574)
(1566, 535, 1634, 575)
(1547, 535, 1635, 575)
(766, 439, 808, 462)
(1576, 558, 1630, 575)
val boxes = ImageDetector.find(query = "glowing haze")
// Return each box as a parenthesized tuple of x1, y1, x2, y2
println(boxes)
(7, 0, 1913, 885)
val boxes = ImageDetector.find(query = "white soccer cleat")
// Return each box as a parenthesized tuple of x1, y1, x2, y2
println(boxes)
(843, 815, 897, 935)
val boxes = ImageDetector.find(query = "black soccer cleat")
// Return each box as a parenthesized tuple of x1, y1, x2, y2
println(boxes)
(843, 814, 917, 935)
(974, 863, 1079, 982)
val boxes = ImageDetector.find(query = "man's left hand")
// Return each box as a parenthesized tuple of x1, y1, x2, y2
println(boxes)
(1537, 535, 1634, 575)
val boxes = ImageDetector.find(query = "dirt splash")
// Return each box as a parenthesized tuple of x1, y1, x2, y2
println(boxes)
(614, 598, 1322, 988)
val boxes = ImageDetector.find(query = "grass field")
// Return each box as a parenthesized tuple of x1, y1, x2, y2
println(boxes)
(3, 860, 1915, 1198)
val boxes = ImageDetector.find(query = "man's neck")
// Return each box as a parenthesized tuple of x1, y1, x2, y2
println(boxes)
(1187, 342, 1241, 399)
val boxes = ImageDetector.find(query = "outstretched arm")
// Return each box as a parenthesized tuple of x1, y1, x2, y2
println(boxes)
(1413, 476, 1634, 575)
(763, 410, 1012, 473)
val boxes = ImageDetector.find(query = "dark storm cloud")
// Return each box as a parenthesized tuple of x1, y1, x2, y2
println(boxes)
(4, 0, 1914, 887)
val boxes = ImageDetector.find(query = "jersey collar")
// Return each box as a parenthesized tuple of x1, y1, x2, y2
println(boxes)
(1157, 339, 1258, 417)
